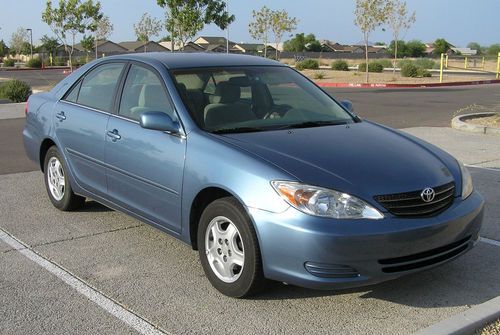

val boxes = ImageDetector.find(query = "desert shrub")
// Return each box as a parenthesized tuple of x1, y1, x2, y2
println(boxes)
(397, 59, 413, 69)
(414, 58, 438, 69)
(313, 71, 326, 79)
(0, 80, 32, 102)
(26, 57, 43, 68)
(54, 57, 67, 66)
(358, 61, 384, 73)
(331, 60, 349, 71)
(3, 58, 15, 67)
(296, 59, 319, 70)
(377, 59, 393, 68)
(416, 67, 432, 77)
(401, 63, 419, 77)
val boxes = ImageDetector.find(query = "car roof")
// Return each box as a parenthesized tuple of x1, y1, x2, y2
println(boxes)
(105, 52, 285, 69)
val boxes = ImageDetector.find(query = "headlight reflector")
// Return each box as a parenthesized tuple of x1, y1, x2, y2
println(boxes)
(271, 181, 384, 219)
(458, 161, 473, 199)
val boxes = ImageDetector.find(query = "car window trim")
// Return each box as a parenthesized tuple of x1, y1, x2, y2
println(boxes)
(60, 61, 127, 113)
(113, 60, 186, 138)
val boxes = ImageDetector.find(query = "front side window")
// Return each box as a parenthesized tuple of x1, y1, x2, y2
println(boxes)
(119, 64, 177, 122)
(172, 66, 355, 133)
(76, 63, 125, 112)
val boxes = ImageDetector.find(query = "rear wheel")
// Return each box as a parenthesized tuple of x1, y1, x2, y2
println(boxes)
(44, 146, 85, 211)
(198, 197, 266, 298)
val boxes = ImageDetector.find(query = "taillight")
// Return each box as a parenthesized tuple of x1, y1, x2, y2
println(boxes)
(25, 100, 29, 116)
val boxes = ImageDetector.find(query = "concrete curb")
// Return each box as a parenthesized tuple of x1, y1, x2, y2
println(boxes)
(415, 296, 500, 335)
(451, 112, 500, 135)
(0, 102, 26, 120)
(316, 79, 500, 88)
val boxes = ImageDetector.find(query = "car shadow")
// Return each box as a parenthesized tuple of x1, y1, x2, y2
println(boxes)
(78, 200, 113, 213)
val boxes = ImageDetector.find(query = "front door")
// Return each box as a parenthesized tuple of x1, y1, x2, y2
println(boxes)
(105, 64, 186, 233)
(55, 62, 125, 197)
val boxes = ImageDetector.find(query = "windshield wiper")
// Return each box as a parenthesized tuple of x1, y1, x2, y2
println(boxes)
(278, 120, 350, 130)
(211, 126, 267, 134)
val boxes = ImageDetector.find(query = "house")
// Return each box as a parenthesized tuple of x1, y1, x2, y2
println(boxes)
(321, 41, 350, 53)
(232, 43, 276, 54)
(194, 36, 236, 48)
(159, 41, 205, 52)
(72, 40, 128, 55)
(119, 41, 170, 53)
(450, 47, 477, 56)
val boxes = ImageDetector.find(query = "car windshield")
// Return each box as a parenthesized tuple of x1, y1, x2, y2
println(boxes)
(171, 66, 356, 133)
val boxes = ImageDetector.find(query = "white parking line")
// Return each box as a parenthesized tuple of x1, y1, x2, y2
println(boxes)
(480, 237, 500, 247)
(0, 229, 170, 335)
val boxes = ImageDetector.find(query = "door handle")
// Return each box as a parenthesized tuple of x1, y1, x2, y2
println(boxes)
(107, 129, 121, 142)
(56, 112, 66, 121)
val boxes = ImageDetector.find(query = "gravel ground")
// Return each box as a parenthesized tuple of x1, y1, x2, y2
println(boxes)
(476, 318, 500, 335)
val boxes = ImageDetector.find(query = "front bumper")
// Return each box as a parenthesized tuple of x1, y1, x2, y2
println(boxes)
(249, 191, 484, 290)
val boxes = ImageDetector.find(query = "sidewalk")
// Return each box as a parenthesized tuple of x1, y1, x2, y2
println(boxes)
(0, 103, 25, 120)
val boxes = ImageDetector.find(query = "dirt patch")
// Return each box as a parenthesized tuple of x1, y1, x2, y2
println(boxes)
(474, 318, 500, 335)
(301, 69, 495, 84)
(466, 114, 500, 128)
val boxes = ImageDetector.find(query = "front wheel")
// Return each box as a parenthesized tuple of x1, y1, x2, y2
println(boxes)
(198, 197, 266, 298)
(43, 146, 85, 211)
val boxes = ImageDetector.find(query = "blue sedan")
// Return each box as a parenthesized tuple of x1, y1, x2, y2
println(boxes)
(23, 53, 484, 297)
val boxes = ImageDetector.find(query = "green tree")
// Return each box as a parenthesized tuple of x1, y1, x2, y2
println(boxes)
(386, 0, 415, 74)
(283, 33, 322, 52)
(134, 13, 162, 52)
(249, 6, 273, 58)
(354, 0, 391, 83)
(9, 27, 29, 56)
(387, 40, 407, 57)
(42, 0, 103, 70)
(405, 39, 426, 57)
(433, 38, 451, 55)
(467, 42, 482, 55)
(81, 34, 94, 61)
(270, 9, 298, 59)
(40, 35, 59, 59)
(486, 44, 500, 56)
(158, 0, 234, 52)
(0, 40, 9, 58)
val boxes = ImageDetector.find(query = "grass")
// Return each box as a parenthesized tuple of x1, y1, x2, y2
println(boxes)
(467, 113, 500, 127)
(474, 318, 500, 335)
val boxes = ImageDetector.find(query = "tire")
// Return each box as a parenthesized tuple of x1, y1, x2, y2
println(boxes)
(43, 146, 85, 211)
(198, 197, 266, 298)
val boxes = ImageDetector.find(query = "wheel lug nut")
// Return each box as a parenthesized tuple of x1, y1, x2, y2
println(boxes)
(223, 255, 227, 262)
(225, 239, 229, 245)
(228, 250, 232, 256)
(218, 238, 223, 245)
(217, 248, 222, 255)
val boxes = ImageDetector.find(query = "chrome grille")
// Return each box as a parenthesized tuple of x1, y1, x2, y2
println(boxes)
(374, 182, 455, 217)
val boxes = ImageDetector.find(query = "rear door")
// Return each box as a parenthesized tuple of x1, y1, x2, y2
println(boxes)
(55, 62, 125, 197)
(104, 63, 186, 233)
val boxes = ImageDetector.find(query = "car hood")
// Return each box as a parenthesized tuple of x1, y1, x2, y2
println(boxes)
(218, 121, 455, 202)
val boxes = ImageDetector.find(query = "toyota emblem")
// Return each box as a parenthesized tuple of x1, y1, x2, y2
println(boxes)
(421, 188, 436, 203)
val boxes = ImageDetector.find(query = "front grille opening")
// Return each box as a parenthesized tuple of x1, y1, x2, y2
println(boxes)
(305, 262, 360, 278)
(374, 182, 455, 217)
(378, 235, 471, 273)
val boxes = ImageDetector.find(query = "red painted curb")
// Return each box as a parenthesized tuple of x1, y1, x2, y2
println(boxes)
(0, 66, 70, 72)
(316, 79, 500, 88)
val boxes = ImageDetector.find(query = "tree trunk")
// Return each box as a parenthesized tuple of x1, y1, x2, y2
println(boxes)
(275, 40, 279, 60)
(264, 35, 268, 58)
(393, 39, 398, 76)
(364, 34, 369, 83)
(95, 35, 98, 60)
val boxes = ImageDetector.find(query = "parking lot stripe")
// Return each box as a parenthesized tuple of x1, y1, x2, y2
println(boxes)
(0, 228, 171, 335)
(465, 164, 500, 172)
(480, 237, 500, 247)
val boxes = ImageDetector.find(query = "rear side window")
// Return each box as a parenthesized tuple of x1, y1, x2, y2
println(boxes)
(119, 64, 177, 122)
(64, 80, 81, 103)
(76, 63, 125, 112)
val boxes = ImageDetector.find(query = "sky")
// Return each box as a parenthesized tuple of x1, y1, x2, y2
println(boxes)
(0, 0, 499, 47)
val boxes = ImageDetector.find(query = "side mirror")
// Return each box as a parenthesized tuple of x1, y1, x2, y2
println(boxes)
(140, 111, 179, 133)
(340, 100, 354, 113)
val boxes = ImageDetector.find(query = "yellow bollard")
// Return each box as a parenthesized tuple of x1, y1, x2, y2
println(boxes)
(496, 52, 500, 79)
(482, 57, 485, 70)
(464, 56, 468, 69)
(440, 53, 444, 83)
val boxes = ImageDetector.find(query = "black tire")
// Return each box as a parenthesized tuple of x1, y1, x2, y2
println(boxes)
(198, 197, 266, 298)
(43, 146, 85, 211)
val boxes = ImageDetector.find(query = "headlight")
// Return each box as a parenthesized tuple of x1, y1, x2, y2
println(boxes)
(458, 161, 473, 199)
(271, 181, 384, 219)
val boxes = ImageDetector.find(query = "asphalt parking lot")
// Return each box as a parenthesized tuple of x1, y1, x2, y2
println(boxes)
(0, 78, 499, 334)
